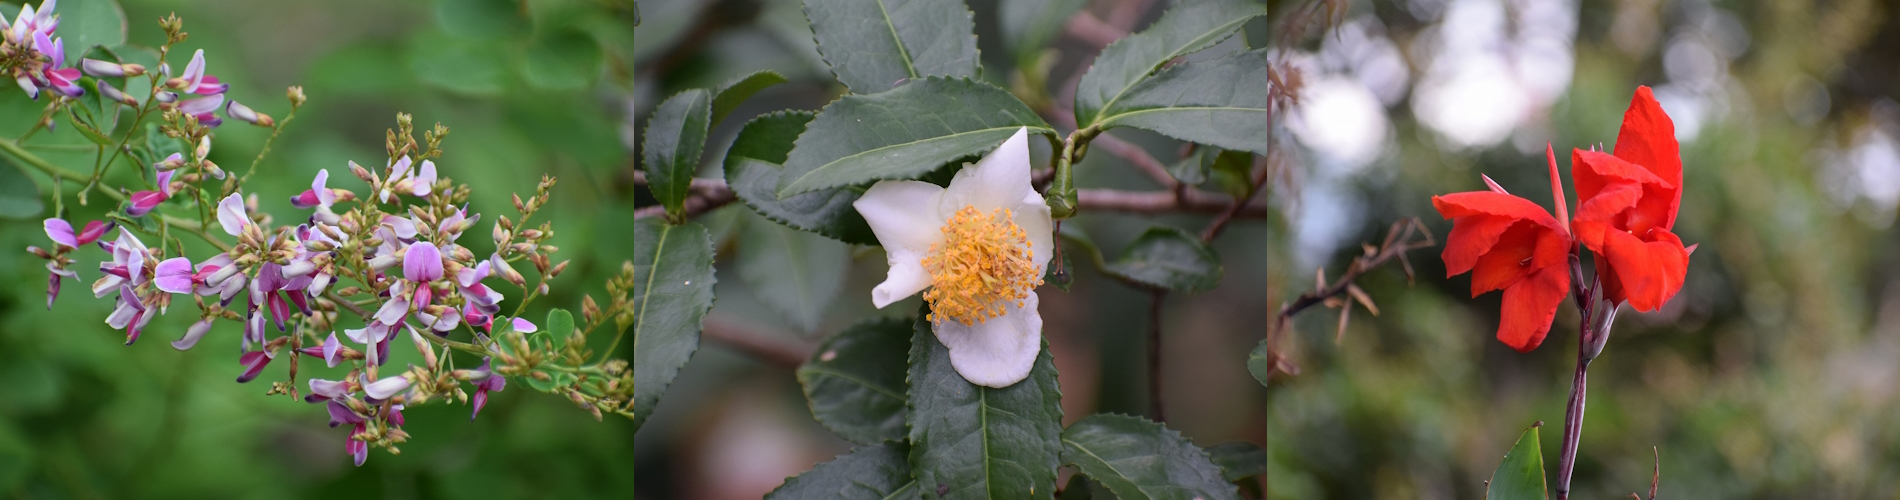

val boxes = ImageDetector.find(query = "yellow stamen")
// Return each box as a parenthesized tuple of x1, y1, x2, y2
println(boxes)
(922, 205, 1042, 325)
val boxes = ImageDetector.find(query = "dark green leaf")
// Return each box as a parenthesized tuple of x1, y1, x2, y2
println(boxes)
(1072, 0, 1265, 128)
(1168, 146, 1212, 186)
(1057, 474, 1096, 500)
(1059, 414, 1239, 500)
(804, 0, 979, 93)
(777, 77, 1053, 197)
(1095, 50, 1275, 156)
(435, 0, 529, 39)
(724, 111, 876, 244)
(54, 0, 127, 63)
(409, 33, 510, 96)
(1486, 425, 1548, 500)
(521, 29, 603, 90)
(1205, 149, 1256, 199)
(797, 317, 913, 444)
(64, 109, 113, 146)
(546, 308, 575, 338)
(1203, 442, 1269, 483)
(908, 307, 1063, 499)
(632, 219, 717, 430)
(1103, 226, 1221, 293)
(641, 89, 714, 220)
(711, 70, 789, 125)
(739, 216, 848, 332)
(766, 442, 917, 499)
(1000, 0, 1086, 66)
(0, 156, 43, 219)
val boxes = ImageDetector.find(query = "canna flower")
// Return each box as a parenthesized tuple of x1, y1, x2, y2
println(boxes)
(1569, 86, 1694, 312)
(1432, 149, 1575, 352)
(850, 127, 1052, 387)
(466, 357, 505, 421)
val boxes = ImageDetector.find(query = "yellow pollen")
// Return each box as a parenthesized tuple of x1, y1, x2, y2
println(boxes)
(922, 205, 1042, 326)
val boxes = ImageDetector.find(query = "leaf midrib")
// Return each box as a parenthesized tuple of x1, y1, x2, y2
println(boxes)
(804, 366, 905, 400)
(1097, 105, 1271, 128)
(873, 0, 919, 80)
(780, 126, 1053, 196)
(632, 223, 675, 355)
(1086, 15, 1255, 128)
(1062, 436, 1159, 499)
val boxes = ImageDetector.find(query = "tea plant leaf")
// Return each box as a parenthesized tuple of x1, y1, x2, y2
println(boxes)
(641, 89, 713, 220)
(1072, 0, 1264, 128)
(797, 317, 913, 444)
(908, 307, 1063, 499)
(805, 0, 979, 93)
(777, 77, 1052, 197)
(1059, 413, 1240, 500)
(723, 111, 876, 244)
(631, 219, 717, 430)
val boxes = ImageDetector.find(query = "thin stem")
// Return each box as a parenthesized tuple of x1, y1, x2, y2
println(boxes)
(1555, 343, 1591, 500)
(242, 107, 299, 184)
(1148, 290, 1166, 423)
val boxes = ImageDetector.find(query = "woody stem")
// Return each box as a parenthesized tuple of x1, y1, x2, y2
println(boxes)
(1556, 260, 1610, 500)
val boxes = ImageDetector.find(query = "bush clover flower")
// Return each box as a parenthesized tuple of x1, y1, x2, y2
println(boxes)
(851, 127, 1052, 388)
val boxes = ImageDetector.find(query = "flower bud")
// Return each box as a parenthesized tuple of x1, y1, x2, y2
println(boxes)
(225, 100, 274, 127)
(154, 91, 178, 106)
(155, 153, 187, 172)
(287, 86, 306, 107)
(80, 59, 144, 78)
(97, 81, 138, 106)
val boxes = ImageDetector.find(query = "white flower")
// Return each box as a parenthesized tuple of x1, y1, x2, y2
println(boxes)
(851, 127, 1052, 388)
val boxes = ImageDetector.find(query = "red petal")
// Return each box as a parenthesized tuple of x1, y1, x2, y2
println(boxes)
(1432, 192, 1563, 232)
(1497, 264, 1569, 352)
(1572, 149, 1670, 204)
(1612, 86, 1683, 228)
(1601, 229, 1691, 312)
(1573, 181, 1643, 229)
(1442, 215, 1515, 277)
(1469, 222, 1542, 296)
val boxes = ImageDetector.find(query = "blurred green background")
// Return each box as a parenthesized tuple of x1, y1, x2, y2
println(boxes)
(2, 0, 1897, 498)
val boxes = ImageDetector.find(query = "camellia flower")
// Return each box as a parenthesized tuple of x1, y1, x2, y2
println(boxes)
(1569, 86, 1693, 312)
(850, 127, 1052, 388)
(1432, 149, 1575, 352)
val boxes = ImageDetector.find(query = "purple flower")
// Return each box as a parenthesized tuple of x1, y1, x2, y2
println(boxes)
(462, 302, 493, 332)
(80, 57, 143, 78)
(510, 317, 537, 334)
(172, 318, 213, 350)
(297, 332, 345, 368)
(217, 193, 250, 236)
(43, 217, 107, 249)
(97, 80, 135, 105)
(437, 206, 479, 243)
(409, 160, 436, 197)
(378, 157, 413, 203)
(172, 49, 227, 95)
(404, 241, 443, 283)
(244, 310, 265, 352)
(177, 92, 223, 128)
(45, 262, 74, 309)
(289, 169, 336, 209)
(105, 284, 153, 345)
(469, 357, 505, 421)
(153, 256, 194, 294)
(33, 32, 82, 98)
(236, 349, 275, 383)
(361, 371, 411, 401)
(91, 228, 148, 297)
(345, 321, 393, 365)
(307, 377, 349, 403)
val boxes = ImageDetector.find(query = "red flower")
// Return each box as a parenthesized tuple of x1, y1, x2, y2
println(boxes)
(1432, 151, 1574, 352)
(1569, 87, 1693, 312)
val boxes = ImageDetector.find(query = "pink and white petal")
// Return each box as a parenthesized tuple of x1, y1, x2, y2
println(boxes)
(404, 242, 443, 282)
(939, 127, 1034, 214)
(932, 293, 1042, 388)
(154, 257, 195, 294)
(172, 319, 213, 350)
(43, 218, 76, 248)
(412, 160, 435, 196)
(313, 169, 335, 206)
(217, 193, 248, 236)
(362, 373, 411, 400)
(510, 317, 537, 333)
(181, 49, 206, 89)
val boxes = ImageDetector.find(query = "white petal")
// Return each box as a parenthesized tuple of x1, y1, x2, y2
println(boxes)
(1014, 191, 1055, 275)
(216, 193, 247, 236)
(853, 180, 948, 308)
(933, 293, 1042, 388)
(940, 127, 1033, 214)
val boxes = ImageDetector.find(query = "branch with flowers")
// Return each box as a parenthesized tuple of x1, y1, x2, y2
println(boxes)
(3, 3, 641, 468)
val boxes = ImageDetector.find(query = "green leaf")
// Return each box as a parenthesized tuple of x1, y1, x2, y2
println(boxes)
(65, 109, 113, 146)
(1094, 49, 1275, 156)
(0, 156, 44, 219)
(777, 77, 1054, 197)
(1487, 425, 1549, 500)
(409, 33, 510, 96)
(1072, 0, 1264, 128)
(435, 0, 530, 40)
(1203, 442, 1269, 483)
(641, 89, 713, 220)
(1103, 226, 1222, 293)
(1059, 414, 1239, 500)
(711, 70, 788, 125)
(739, 216, 848, 332)
(54, 0, 128, 64)
(766, 442, 917, 499)
(1000, 0, 1086, 66)
(724, 111, 876, 244)
(1246, 338, 1273, 388)
(1168, 146, 1249, 188)
(797, 317, 912, 444)
(804, 0, 980, 93)
(546, 308, 575, 339)
(632, 219, 717, 430)
(521, 29, 603, 90)
(907, 307, 1063, 499)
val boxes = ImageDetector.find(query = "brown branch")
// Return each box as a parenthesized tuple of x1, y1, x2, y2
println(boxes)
(632, 176, 1271, 221)
(1063, 11, 1126, 48)
(1091, 133, 1178, 188)
(1146, 290, 1167, 423)
(700, 316, 814, 369)
(1259, 218, 1435, 382)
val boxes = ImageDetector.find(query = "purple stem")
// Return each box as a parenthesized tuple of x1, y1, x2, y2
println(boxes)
(1556, 254, 1617, 500)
